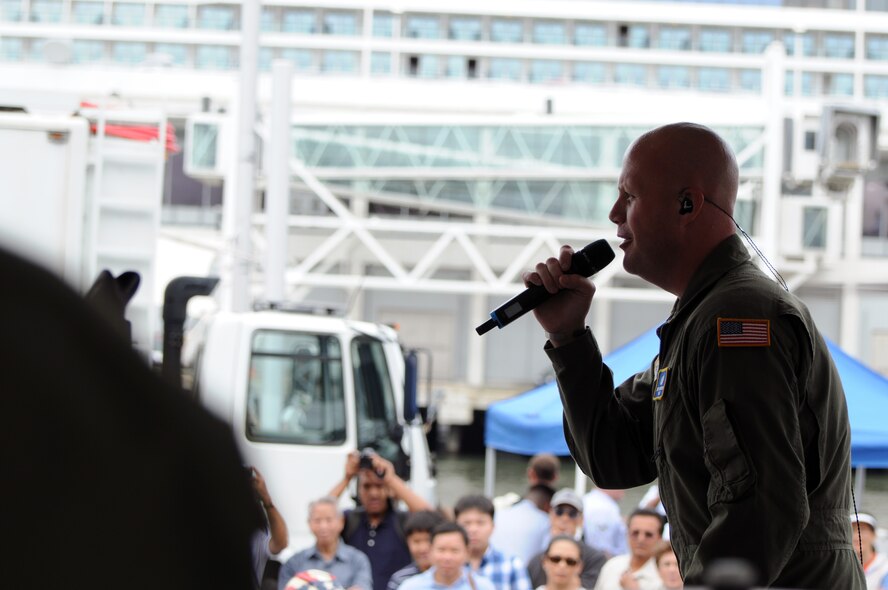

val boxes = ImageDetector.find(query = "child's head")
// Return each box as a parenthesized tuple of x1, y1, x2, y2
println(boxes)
(454, 495, 495, 553)
(404, 510, 447, 571)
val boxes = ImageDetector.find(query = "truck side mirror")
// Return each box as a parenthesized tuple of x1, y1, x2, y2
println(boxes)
(404, 349, 419, 422)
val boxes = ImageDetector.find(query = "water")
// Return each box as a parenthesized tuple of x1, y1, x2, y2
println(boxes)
(435, 452, 888, 527)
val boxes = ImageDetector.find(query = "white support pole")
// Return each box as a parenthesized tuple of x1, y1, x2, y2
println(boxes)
(265, 59, 292, 303)
(573, 460, 587, 496)
(854, 466, 866, 505)
(762, 42, 786, 256)
(231, 0, 260, 312)
(484, 446, 497, 498)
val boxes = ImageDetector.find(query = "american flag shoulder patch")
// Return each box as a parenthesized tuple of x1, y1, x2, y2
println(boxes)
(717, 317, 771, 347)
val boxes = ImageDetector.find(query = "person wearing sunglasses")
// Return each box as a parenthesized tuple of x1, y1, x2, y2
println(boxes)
(592, 509, 663, 590)
(527, 489, 606, 590)
(538, 536, 585, 590)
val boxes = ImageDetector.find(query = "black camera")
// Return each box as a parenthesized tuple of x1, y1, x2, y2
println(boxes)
(358, 448, 385, 478)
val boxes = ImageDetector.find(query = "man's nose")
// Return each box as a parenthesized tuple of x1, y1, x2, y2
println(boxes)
(608, 200, 622, 224)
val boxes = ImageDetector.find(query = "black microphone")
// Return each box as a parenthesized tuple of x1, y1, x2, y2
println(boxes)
(475, 240, 616, 335)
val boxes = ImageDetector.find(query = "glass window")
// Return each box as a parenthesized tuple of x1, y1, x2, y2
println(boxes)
(352, 337, 397, 450)
(321, 50, 357, 74)
(112, 41, 146, 64)
(700, 28, 732, 52)
(246, 331, 346, 445)
(864, 74, 888, 98)
(260, 7, 277, 32)
(533, 21, 566, 45)
(409, 55, 439, 78)
(154, 4, 187, 28)
(283, 9, 315, 33)
(30, 0, 63, 23)
(323, 11, 357, 36)
(373, 12, 393, 37)
(196, 45, 234, 69)
(446, 55, 466, 78)
(491, 19, 523, 43)
(614, 63, 647, 86)
(73, 2, 104, 25)
(573, 62, 606, 83)
(489, 57, 522, 80)
(739, 69, 762, 92)
(785, 70, 795, 95)
(658, 26, 690, 51)
(783, 32, 815, 57)
(530, 60, 563, 83)
(112, 3, 145, 26)
(73, 39, 104, 63)
(450, 16, 481, 41)
(0, 37, 24, 60)
(1, 0, 23, 22)
(258, 47, 273, 71)
(658, 65, 690, 88)
(824, 33, 854, 58)
(621, 24, 650, 48)
(198, 6, 236, 30)
(866, 34, 888, 59)
(575, 23, 607, 46)
(802, 207, 828, 249)
(371, 51, 391, 74)
(698, 67, 731, 91)
(868, 0, 888, 10)
(282, 48, 315, 72)
(827, 72, 854, 95)
(803, 71, 816, 96)
(405, 15, 439, 39)
(154, 43, 187, 66)
(741, 30, 774, 54)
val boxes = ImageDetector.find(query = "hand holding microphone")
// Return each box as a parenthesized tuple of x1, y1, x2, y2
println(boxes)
(476, 240, 615, 336)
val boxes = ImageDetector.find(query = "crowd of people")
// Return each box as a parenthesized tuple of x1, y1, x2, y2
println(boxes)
(256, 449, 885, 590)
(261, 452, 695, 590)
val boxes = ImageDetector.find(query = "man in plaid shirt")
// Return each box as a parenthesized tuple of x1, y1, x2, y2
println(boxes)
(454, 495, 532, 590)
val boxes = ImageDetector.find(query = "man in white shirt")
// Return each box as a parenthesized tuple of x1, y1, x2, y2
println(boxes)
(582, 488, 627, 558)
(491, 453, 560, 563)
(593, 509, 663, 590)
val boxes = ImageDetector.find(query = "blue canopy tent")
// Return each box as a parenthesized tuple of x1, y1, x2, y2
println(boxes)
(483, 328, 888, 496)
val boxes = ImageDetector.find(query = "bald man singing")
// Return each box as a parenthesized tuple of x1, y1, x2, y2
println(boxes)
(524, 123, 864, 589)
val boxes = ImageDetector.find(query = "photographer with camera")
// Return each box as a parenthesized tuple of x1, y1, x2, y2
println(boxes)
(329, 448, 434, 590)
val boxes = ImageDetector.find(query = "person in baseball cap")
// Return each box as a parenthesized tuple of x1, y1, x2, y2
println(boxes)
(851, 512, 888, 590)
(527, 489, 607, 589)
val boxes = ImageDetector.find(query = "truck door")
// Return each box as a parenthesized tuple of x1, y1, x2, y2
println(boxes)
(351, 336, 406, 476)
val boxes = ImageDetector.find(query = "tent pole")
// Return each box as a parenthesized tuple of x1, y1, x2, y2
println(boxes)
(854, 466, 866, 505)
(574, 460, 587, 495)
(484, 447, 496, 497)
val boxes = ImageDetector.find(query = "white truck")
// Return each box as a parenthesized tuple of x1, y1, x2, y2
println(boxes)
(0, 101, 169, 359)
(189, 308, 437, 553)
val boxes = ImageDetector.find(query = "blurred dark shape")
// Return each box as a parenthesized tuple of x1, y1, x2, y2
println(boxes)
(0, 247, 262, 589)
(702, 558, 760, 590)
(162, 275, 219, 391)
(84, 269, 140, 342)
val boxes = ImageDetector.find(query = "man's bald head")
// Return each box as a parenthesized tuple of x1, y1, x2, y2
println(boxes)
(630, 122, 739, 215)
(611, 122, 741, 296)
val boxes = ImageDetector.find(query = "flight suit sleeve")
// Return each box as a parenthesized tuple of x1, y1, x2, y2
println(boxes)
(682, 315, 810, 586)
(546, 329, 658, 489)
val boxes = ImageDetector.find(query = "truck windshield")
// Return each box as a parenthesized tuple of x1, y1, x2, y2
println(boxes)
(246, 330, 346, 445)
(352, 336, 399, 450)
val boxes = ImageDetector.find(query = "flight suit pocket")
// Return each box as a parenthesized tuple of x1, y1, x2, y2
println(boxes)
(702, 399, 755, 506)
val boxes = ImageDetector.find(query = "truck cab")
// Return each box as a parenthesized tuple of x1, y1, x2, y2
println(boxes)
(192, 310, 436, 553)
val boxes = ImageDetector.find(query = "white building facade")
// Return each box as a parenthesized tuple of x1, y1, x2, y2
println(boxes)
(2, 0, 888, 425)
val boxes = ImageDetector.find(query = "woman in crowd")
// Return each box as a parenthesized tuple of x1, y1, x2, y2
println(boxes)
(654, 542, 682, 590)
(538, 535, 585, 590)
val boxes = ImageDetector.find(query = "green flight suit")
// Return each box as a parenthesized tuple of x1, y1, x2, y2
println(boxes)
(546, 234, 865, 589)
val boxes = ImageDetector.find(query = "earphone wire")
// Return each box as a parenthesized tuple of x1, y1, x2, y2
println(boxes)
(704, 198, 789, 292)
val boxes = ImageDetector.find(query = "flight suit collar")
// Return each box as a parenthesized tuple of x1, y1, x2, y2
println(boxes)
(666, 233, 750, 323)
